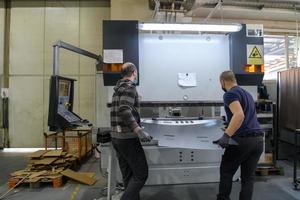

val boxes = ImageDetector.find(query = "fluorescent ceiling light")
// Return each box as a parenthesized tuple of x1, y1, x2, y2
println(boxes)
(139, 23, 242, 33)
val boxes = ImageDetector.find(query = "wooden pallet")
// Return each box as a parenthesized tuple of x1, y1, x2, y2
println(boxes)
(8, 175, 63, 189)
(256, 166, 284, 176)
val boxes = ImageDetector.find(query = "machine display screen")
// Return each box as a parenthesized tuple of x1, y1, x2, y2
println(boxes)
(59, 80, 71, 97)
(58, 79, 71, 110)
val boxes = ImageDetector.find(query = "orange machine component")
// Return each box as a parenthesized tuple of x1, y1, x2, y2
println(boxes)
(244, 64, 264, 73)
(103, 63, 123, 73)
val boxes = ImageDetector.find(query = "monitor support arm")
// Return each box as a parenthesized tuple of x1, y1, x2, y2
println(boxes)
(53, 40, 103, 75)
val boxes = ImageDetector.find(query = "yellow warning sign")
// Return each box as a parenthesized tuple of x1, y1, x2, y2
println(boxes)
(247, 45, 264, 65)
(249, 46, 262, 58)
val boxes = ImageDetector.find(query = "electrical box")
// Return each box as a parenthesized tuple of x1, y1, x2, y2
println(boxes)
(102, 20, 139, 86)
(229, 24, 264, 85)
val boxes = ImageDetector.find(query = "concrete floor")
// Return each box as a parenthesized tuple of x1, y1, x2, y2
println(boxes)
(0, 152, 28, 186)
(1, 151, 300, 200)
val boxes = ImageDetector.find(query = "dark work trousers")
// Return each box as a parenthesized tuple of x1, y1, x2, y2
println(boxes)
(217, 136, 263, 200)
(112, 138, 148, 200)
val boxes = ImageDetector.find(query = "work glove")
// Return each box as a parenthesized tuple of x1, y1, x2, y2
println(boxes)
(213, 133, 238, 148)
(136, 129, 152, 142)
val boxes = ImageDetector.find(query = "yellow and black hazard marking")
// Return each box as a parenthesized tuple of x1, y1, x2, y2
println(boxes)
(247, 45, 264, 65)
(249, 46, 262, 59)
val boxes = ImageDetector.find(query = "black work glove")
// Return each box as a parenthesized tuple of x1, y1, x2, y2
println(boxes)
(213, 133, 238, 148)
(137, 129, 152, 142)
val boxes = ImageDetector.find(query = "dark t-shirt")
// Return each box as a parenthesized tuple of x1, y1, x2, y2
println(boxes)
(223, 86, 262, 136)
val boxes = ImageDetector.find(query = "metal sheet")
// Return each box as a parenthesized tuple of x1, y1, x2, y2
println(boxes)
(141, 118, 224, 150)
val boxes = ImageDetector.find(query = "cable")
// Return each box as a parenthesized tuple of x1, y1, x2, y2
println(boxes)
(0, 174, 30, 199)
(220, 0, 224, 24)
(92, 143, 108, 178)
(93, 143, 124, 198)
(152, 0, 160, 20)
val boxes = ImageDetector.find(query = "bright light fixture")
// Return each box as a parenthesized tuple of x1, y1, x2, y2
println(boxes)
(139, 23, 242, 33)
(3, 147, 59, 153)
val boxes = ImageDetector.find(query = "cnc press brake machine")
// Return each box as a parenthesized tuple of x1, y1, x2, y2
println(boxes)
(97, 21, 264, 199)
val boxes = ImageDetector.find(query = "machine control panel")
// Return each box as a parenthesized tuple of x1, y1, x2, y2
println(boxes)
(57, 105, 81, 123)
(48, 76, 91, 131)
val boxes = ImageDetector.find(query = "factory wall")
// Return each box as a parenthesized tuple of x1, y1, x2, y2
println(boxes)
(0, 0, 3, 76)
(8, 0, 110, 147)
(111, 0, 152, 21)
(0, 0, 4, 146)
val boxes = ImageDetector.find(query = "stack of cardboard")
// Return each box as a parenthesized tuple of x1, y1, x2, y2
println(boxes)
(9, 150, 83, 186)
(27, 150, 77, 171)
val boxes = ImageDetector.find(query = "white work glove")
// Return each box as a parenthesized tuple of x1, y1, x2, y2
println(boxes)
(136, 128, 152, 142)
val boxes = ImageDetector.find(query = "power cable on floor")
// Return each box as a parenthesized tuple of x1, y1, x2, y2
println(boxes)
(0, 173, 30, 200)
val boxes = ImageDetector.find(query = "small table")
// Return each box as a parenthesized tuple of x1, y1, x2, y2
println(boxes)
(293, 129, 300, 190)
(44, 128, 92, 162)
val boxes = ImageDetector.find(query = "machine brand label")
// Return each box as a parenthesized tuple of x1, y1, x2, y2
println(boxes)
(246, 24, 263, 37)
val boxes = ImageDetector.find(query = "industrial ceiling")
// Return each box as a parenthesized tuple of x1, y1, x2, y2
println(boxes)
(149, 0, 300, 22)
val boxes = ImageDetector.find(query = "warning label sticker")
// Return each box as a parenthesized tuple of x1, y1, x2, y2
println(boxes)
(247, 45, 264, 65)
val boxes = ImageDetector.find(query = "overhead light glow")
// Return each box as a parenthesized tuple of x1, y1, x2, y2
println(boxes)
(139, 23, 242, 33)
(3, 148, 59, 153)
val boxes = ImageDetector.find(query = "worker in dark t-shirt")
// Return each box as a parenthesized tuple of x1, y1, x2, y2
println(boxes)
(213, 70, 263, 200)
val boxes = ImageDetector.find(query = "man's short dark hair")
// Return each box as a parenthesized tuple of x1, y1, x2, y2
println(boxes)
(220, 70, 237, 83)
(121, 62, 137, 77)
